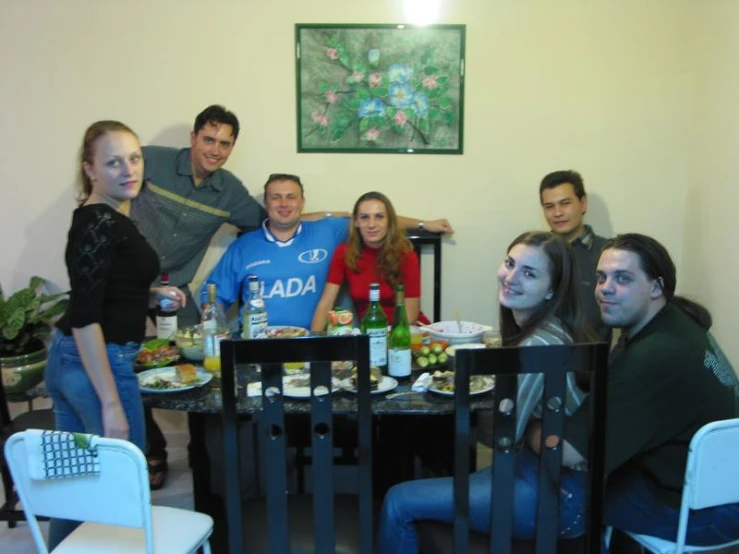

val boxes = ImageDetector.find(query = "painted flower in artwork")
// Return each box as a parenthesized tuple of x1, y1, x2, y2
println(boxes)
(327, 48, 339, 60)
(393, 110, 408, 126)
(368, 49, 380, 66)
(368, 72, 383, 88)
(311, 112, 329, 127)
(412, 93, 430, 117)
(325, 91, 339, 104)
(422, 75, 439, 89)
(387, 63, 412, 84)
(365, 128, 380, 141)
(389, 83, 415, 109)
(358, 98, 386, 118)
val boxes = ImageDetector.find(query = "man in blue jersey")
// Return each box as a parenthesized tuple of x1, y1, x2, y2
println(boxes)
(202, 173, 453, 328)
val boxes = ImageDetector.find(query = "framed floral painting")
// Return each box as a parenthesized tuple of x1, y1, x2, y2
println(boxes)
(295, 24, 466, 154)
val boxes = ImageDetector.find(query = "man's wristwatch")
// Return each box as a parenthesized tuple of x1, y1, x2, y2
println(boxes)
(417, 221, 425, 230)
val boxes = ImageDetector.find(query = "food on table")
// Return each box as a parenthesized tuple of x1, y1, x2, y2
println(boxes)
(331, 360, 354, 371)
(174, 325, 205, 361)
(259, 326, 309, 338)
(328, 308, 354, 336)
(431, 370, 489, 393)
(175, 363, 198, 384)
(350, 366, 382, 391)
(285, 374, 311, 388)
(136, 339, 180, 367)
(412, 340, 450, 369)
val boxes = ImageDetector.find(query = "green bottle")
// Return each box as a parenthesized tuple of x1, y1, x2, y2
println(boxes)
(361, 283, 388, 372)
(388, 285, 411, 379)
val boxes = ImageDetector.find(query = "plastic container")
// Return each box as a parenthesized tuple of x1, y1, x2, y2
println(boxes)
(424, 321, 493, 345)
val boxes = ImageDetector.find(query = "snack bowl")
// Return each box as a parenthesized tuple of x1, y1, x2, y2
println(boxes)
(445, 342, 487, 358)
(174, 325, 204, 361)
(425, 321, 493, 345)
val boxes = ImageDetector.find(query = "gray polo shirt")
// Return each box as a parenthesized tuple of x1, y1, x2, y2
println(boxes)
(571, 225, 610, 343)
(130, 145, 266, 288)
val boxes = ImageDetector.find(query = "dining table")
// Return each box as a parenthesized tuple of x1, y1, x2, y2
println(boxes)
(141, 363, 495, 516)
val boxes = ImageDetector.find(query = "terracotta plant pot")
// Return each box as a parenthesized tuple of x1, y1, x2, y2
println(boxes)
(1, 345, 47, 396)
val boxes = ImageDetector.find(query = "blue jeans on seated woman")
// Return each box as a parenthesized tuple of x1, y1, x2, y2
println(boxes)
(44, 330, 145, 550)
(605, 469, 739, 546)
(379, 446, 588, 554)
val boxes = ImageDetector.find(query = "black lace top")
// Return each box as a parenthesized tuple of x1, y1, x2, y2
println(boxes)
(56, 204, 160, 344)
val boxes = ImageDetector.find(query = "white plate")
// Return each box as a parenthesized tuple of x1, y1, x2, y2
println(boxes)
(138, 366, 213, 394)
(428, 376, 495, 397)
(339, 376, 398, 395)
(258, 325, 310, 338)
(282, 375, 340, 398)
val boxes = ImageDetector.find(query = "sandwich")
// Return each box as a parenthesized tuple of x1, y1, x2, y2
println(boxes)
(175, 363, 198, 384)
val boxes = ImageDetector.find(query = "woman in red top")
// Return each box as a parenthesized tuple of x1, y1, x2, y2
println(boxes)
(311, 191, 421, 330)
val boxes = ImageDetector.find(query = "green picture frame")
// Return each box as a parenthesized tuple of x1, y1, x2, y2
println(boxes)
(295, 23, 466, 154)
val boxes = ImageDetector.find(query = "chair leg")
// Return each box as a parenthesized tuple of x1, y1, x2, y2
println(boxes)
(201, 539, 212, 554)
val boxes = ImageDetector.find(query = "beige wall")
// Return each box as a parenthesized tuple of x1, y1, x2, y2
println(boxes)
(681, 2, 739, 366)
(0, 1, 733, 362)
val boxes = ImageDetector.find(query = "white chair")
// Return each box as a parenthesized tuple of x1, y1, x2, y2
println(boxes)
(4, 429, 213, 554)
(605, 417, 739, 554)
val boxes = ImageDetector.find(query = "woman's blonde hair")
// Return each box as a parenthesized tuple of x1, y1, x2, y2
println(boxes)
(77, 120, 138, 205)
(345, 191, 412, 287)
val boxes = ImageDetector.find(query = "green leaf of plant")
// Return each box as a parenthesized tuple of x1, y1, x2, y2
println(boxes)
(438, 97, 453, 109)
(372, 87, 388, 97)
(376, 118, 389, 128)
(386, 107, 397, 117)
(347, 98, 362, 110)
(357, 88, 370, 99)
(444, 111, 454, 126)
(424, 66, 439, 75)
(339, 55, 350, 68)
(427, 88, 441, 99)
(319, 82, 329, 94)
(332, 128, 347, 142)
(2, 308, 24, 340)
(428, 108, 440, 121)
(359, 118, 370, 132)
(29, 276, 44, 291)
(436, 76, 449, 86)
(419, 118, 430, 134)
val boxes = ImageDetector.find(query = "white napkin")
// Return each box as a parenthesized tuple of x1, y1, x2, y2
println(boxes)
(412, 372, 432, 392)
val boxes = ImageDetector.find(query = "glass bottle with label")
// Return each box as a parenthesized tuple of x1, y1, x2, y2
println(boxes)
(202, 284, 228, 374)
(361, 283, 388, 372)
(388, 285, 411, 380)
(156, 273, 178, 341)
(241, 274, 268, 339)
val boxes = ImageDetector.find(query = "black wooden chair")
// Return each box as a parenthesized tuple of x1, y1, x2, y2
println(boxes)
(0, 377, 55, 528)
(218, 335, 374, 554)
(417, 342, 609, 554)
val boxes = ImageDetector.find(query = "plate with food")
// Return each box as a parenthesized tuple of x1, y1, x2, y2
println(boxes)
(136, 338, 180, 368)
(282, 374, 341, 398)
(339, 366, 396, 394)
(412, 341, 450, 370)
(258, 326, 310, 338)
(427, 370, 495, 397)
(138, 364, 212, 394)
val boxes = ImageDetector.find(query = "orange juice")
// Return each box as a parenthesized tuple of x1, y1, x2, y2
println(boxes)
(204, 355, 221, 374)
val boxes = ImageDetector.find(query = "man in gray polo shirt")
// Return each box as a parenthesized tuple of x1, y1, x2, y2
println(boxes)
(539, 170, 611, 343)
(131, 104, 265, 325)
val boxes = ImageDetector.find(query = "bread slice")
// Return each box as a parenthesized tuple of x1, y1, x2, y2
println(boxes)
(175, 363, 198, 384)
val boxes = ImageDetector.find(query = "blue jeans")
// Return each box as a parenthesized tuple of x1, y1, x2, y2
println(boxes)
(379, 447, 588, 554)
(44, 330, 145, 549)
(605, 469, 739, 546)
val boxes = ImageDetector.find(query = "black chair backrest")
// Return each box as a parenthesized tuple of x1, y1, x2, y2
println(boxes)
(220, 335, 372, 554)
(453, 342, 609, 554)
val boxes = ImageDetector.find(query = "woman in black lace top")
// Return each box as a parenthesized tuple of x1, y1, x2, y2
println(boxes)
(45, 121, 187, 549)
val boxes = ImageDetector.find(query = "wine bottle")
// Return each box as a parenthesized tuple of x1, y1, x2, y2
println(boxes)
(202, 283, 228, 374)
(156, 273, 178, 341)
(361, 283, 388, 372)
(388, 285, 411, 380)
(241, 274, 268, 339)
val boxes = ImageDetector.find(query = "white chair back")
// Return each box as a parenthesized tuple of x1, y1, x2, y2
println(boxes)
(4, 429, 151, 528)
(684, 418, 739, 510)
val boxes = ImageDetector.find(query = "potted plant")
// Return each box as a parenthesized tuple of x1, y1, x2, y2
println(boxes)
(0, 276, 69, 396)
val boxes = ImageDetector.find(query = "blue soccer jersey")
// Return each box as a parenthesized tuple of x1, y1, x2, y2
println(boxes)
(202, 218, 349, 328)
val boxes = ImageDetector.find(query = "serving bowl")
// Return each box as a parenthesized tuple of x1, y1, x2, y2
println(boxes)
(424, 321, 493, 345)
(174, 325, 204, 361)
